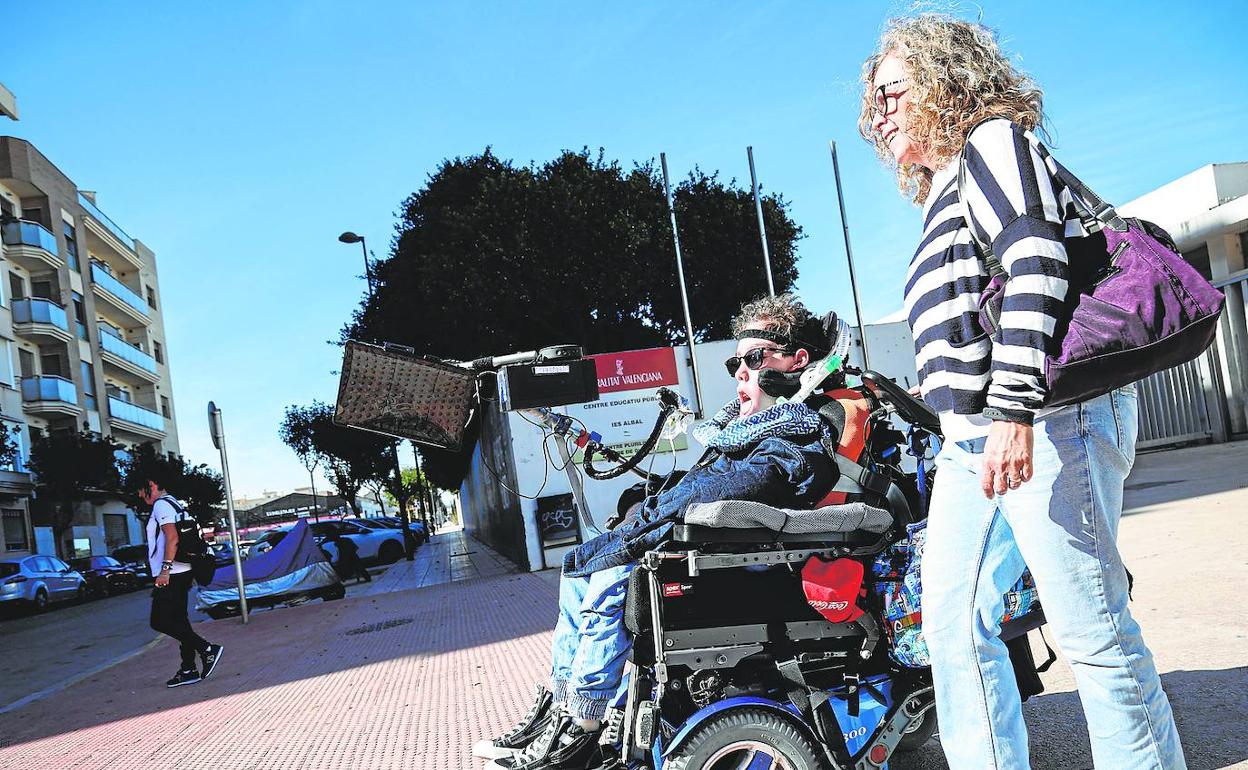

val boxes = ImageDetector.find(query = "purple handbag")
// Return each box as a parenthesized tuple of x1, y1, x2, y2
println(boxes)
(958, 156, 1225, 408)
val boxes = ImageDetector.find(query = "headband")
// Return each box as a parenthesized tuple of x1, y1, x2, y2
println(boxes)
(734, 329, 793, 347)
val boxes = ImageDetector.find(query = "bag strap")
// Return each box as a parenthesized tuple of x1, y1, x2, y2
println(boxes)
(955, 118, 1130, 281)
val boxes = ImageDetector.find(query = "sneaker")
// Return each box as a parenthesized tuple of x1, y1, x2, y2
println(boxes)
(520, 717, 603, 770)
(486, 710, 565, 770)
(200, 643, 224, 679)
(473, 684, 555, 760)
(166, 668, 201, 688)
(599, 708, 625, 748)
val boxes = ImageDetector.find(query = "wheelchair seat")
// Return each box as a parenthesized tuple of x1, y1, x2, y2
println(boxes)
(674, 499, 894, 545)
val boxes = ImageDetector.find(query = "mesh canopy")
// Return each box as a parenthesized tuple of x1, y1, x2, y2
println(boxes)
(334, 340, 476, 450)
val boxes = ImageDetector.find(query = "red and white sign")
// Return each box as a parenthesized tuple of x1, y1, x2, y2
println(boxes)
(589, 347, 679, 394)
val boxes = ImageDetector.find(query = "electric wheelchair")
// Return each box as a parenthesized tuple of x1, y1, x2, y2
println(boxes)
(615, 371, 1047, 770)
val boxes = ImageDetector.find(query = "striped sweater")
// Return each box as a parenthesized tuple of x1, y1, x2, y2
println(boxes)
(904, 118, 1090, 440)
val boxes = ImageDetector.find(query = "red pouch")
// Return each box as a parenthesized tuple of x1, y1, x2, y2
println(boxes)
(801, 556, 865, 623)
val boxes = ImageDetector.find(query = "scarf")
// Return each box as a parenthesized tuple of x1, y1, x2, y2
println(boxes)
(692, 398, 827, 453)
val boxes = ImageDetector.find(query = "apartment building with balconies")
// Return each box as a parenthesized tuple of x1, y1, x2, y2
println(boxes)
(0, 135, 181, 559)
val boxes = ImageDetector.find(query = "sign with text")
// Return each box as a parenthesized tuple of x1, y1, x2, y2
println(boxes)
(566, 346, 687, 462)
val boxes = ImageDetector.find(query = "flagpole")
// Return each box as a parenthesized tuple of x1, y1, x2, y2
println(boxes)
(747, 146, 776, 297)
(660, 152, 705, 418)
(829, 140, 872, 371)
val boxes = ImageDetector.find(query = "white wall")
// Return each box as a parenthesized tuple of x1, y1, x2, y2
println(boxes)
(482, 322, 919, 572)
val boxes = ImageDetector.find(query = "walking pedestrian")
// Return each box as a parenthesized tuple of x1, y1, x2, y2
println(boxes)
(330, 532, 370, 583)
(858, 13, 1185, 769)
(141, 467, 223, 688)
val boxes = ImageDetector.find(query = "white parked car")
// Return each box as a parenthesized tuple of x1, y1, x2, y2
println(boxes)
(311, 519, 406, 565)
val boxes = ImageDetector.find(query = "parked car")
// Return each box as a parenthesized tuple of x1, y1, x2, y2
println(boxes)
(68, 556, 141, 598)
(247, 529, 290, 560)
(310, 519, 407, 565)
(372, 516, 429, 544)
(111, 543, 153, 582)
(0, 555, 87, 612)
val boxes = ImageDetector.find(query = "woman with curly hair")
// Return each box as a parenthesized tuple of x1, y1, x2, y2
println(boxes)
(858, 14, 1185, 770)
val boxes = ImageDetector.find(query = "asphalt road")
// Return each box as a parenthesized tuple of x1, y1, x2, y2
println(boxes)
(0, 587, 158, 709)
(0, 565, 388, 711)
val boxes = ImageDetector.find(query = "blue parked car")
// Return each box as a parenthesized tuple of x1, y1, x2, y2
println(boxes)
(0, 554, 87, 612)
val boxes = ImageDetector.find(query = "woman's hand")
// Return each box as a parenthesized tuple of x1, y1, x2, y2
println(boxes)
(982, 420, 1034, 498)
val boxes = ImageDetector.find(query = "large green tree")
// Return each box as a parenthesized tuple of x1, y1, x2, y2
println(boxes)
(339, 147, 802, 486)
(119, 442, 225, 526)
(279, 402, 393, 518)
(28, 428, 123, 557)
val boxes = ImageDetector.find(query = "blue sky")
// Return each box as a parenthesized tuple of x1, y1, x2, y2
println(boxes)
(6, 1, 1245, 496)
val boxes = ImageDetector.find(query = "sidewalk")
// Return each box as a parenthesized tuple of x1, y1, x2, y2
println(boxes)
(358, 527, 518, 597)
(0, 444, 1245, 769)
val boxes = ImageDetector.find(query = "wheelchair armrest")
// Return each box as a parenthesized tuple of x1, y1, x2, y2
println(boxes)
(861, 370, 942, 435)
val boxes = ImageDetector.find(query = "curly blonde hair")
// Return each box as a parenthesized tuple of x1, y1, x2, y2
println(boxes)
(731, 293, 813, 342)
(857, 13, 1047, 204)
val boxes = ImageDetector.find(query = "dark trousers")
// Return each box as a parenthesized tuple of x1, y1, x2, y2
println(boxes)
(150, 570, 209, 670)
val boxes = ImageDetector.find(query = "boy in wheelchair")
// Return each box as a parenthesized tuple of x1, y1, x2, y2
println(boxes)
(474, 294, 865, 770)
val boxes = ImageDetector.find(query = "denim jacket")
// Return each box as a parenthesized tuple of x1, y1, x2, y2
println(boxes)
(563, 433, 836, 577)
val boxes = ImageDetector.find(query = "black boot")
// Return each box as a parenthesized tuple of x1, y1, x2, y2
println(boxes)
(473, 684, 555, 760)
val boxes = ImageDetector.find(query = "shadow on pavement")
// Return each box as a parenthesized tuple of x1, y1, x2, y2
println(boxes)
(890, 666, 1248, 770)
(0, 568, 560, 757)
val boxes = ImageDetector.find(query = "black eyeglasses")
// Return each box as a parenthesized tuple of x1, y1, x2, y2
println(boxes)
(873, 78, 908, 117)
(724, 347, 790, 376)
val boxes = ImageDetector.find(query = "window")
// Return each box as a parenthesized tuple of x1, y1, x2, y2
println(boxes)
(72, 292, 87, 340)
(18, 349, 34, 380)
(81, 362, 97, 412)
(1, 509, 27, 552)
(145, 286, 156, 309)
(153, 340, 164, 364)
(63, 223, 80, 272)
(8, 273, 22, 302)
(31, 279, 54, 300)
(40, 353, 64, 378)
(160, 395, 171, 419)
(22, 207, 44, 226)
(0, 340, 13, 388)
(0, 197, 14, 220)
(103, 513, 129, 551)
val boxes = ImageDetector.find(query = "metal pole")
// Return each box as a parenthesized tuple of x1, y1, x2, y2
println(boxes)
(747, 147, 776, 297)
(828, 140, 872, 371)
(393, 442, 415, 560)
(208, 403, 248, 623)
(660, 152, 705, 418)
(308, 468, 320, 523)
(359, 237, 373, 296)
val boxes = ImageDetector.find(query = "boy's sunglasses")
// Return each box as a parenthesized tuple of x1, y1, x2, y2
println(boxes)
(724, 347, 790, 375)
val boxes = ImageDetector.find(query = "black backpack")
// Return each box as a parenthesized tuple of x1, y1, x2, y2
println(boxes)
(151, 496, 216, 586)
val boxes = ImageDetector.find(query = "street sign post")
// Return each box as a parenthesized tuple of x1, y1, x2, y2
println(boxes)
(208, 401, 249, 623)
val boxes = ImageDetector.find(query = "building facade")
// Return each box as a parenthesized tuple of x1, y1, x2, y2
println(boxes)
(0, 134, 181, 559)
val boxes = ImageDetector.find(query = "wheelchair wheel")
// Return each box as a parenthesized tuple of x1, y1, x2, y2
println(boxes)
(664, 707, 826, 770)
(896, 706, 937, 752)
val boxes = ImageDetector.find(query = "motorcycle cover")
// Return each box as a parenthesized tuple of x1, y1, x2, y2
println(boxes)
(196, 519, 341, 609)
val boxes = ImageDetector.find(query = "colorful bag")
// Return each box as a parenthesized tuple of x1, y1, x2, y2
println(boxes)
(871, 520, 1042, 668)
(958, 137, 1224, 408)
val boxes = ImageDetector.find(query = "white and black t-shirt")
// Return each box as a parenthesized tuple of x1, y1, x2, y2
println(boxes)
(146, 497, 191, 578)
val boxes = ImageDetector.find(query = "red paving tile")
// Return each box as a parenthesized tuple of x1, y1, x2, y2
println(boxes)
(0, 567, 562, 770)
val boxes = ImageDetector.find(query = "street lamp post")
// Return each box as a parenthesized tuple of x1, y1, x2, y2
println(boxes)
(208, 401, 249, 623)
(338, 230, 415, 560)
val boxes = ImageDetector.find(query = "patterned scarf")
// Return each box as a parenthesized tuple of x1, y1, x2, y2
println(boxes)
(692, 398, 827, 453)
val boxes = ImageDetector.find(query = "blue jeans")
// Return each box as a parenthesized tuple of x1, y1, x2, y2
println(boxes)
(550, 564, 633, 721)
(923, 387, 1185, 769)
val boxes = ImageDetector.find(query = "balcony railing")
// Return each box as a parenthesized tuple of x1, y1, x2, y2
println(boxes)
(12, 298, 70, 331)
(90, 263, 149, 317)
(99, 330, 158, 374)
(1, 220, 60, 256)
(77, 193, 135, 251)
(21, 376, 78, 405)
(108, 395, 164, 432)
